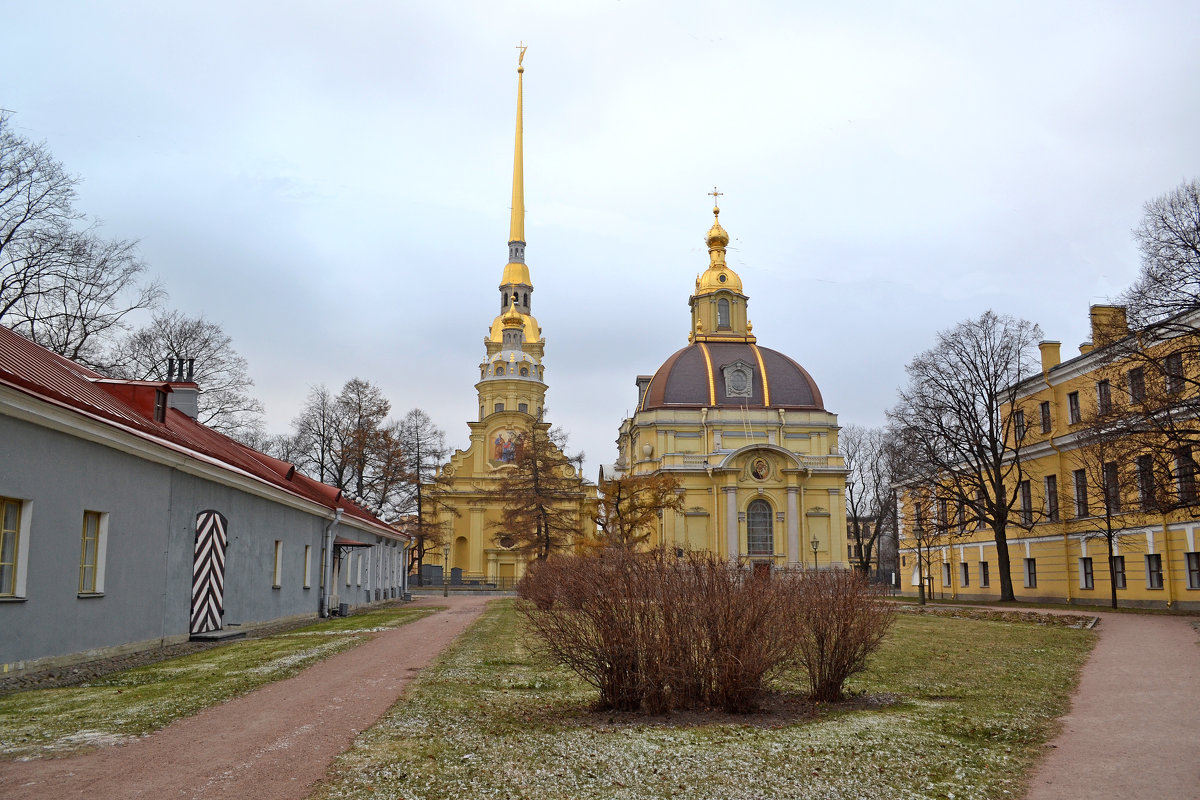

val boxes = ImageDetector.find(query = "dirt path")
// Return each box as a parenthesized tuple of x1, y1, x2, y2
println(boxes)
(1024, 612, 1200, 799)
(0, 595, 490, 800)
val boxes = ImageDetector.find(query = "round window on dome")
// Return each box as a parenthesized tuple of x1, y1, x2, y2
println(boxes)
(718, 273, 727, 283)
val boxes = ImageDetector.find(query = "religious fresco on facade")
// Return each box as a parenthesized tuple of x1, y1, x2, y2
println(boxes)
(491, 429, 525, 465)
(751, 457, 770, 480)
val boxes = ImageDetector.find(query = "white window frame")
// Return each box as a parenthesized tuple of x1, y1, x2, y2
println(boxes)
(78, 510, 109, 595)
(960, 561, 970, 587)
(941, 561, 951, 587)
(303, 544, 313, 588)
(1, 498, 33, 599)
(1079, 556, 1094, 590)
(1145, 553, 1164, 590)
(1024, 557, 1037, 588)
(273, 540, 283, 588)
(979, 560, 990, 587)
(1186, 552, 1200, 590)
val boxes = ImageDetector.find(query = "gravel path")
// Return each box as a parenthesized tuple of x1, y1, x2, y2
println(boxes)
(1023, 611, 1200, 799)
(0, 595, 490, 800)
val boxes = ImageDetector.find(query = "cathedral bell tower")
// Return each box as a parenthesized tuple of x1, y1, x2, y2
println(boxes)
(689, 193, 756, 344)
(476, 44, 547, 423)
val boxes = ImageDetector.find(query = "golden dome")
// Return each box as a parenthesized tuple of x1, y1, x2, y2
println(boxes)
(694, 204, 742, 295)
(501, 261, 531, 286)
(489, 311, 541, 343)
(706, 206, 730, 248)
(501, 299, 524, 328)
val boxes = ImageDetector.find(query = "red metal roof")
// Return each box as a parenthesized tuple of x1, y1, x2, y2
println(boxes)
(0, 325, 404, 541)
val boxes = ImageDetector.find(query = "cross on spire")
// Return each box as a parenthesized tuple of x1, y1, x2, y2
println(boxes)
(709, 186, 723, 215)
(516, 41, 527, 66)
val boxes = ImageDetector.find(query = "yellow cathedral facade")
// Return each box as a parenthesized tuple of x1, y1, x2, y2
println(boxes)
(430, 49, 595, 585)
(604, 202, 850, 569)
(429, 50, 847, 581)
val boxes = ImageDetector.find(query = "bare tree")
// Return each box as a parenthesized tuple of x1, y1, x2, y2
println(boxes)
(594, 473, 683, 549)
(1122, 178, 1200, 327)
(888, 311, 1043, 601)
(394, 408, 456, 583)
(0, 113, 161, 367)
(842, 424, 901, 575)
(107, 310, 264, 439)
(289, 379, 408, 520)
(494, 425, 587, 560)
(1108, 178, 1200, 459)
(292, 385, 346, 485)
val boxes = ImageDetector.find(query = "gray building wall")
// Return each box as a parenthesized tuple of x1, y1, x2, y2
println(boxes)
(0, 414, 404, 670)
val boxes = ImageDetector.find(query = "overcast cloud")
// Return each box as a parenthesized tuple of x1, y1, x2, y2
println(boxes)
(5, 1, 1199, 477)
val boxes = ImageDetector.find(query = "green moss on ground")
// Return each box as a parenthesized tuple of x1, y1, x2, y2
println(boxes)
(312, 600, 1094, 800)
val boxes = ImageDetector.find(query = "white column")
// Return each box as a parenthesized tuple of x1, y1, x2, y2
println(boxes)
(787, 487, 800, 565)
(724, 487, 739, 559)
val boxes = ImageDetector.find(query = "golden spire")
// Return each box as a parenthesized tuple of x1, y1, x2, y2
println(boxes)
(695, 187, 743, 295)
(509, 43, 527, 246)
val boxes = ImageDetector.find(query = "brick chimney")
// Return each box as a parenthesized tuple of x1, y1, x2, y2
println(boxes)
(1038, 341, 1061, 372)
(166, 357, 199, 419)
(1089, 305, 1129, 348)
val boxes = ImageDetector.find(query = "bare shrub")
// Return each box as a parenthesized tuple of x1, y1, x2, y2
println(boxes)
(517, 551, 895, 713)
(790, 570, 896, 702)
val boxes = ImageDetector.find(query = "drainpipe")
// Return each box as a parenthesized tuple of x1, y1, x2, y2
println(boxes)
(320, 508, 343, 617)
(1161, 514, 1175, 608)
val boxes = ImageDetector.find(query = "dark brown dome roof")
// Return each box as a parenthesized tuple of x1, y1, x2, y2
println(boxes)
(640, 342, 824, 411)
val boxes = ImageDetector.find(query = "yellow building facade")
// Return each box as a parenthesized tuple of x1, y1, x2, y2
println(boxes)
(899, 305, 1200, 609)
(430, 51, 594, 586)
(607, 204, 849, 568)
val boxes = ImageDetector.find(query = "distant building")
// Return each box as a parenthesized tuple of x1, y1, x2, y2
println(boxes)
(605, 202, 849, 568)
(847, 515, 899, 585)
(428, 51, 595, 585)
(0, 325, 408, 672)
(898, 305, 1200, 609)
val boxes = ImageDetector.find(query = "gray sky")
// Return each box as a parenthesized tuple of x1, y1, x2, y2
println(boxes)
(5, 1, 1199, 478)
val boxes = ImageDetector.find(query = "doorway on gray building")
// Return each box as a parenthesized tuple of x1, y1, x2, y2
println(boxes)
(190, 510, 229, 635)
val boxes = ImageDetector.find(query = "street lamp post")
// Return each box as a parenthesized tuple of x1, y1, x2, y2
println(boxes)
(810, 536, 820, 569)
(914, 522, 926, 606)
(442, 542, 451, 598)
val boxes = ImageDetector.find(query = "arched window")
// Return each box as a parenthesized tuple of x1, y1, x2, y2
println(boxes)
(520, 366, 529, 376)
(747, 499, 773, 557)
(523, 292, 528, 306)
(717, 298, 730, 329)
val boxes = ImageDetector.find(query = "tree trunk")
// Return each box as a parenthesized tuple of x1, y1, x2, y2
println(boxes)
(993, 526, 1016, 601)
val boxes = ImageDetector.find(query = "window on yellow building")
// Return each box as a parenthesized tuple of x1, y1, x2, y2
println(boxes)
(979, 561, 990, 587)
(1023, 558, 1037, 588)
(1045, 474, 1059, 521)
(1175, 448, 1197, 504)
(1113, 555, 1126, 589)
(960, 562, 969, 587)
(1019, 480, 1032, 526)
(1137, 455, 1156, 511)
(717, 298, 730, 329)
(941, 562, 951, 587)
(1165, 352, 1184, 394)
(1096, 380, 1112, 415)
(1185, 553, 1200, 590)
(1014, 410, 1026, 441)
(1079, 557, 1094, 590)
(1145, 554, 1164, 589)
(1039, 401, 1052, 433)
(1103, 462, 1121, 512)
(1067, 392, 1081, 424)
(1073, 469, 1089, 518)
(1127, 367, 1145, 403)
